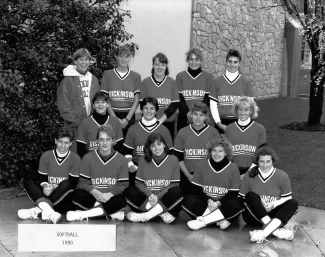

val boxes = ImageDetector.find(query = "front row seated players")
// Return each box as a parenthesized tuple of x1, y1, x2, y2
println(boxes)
(239, 147, 298, 243)
(18, 128, 80, 224)
(124, 133, 183, 224)
(67, 125, 128, 221)
(183, 137, 244, 230)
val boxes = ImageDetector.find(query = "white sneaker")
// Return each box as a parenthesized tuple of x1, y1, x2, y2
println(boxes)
(126, 211, 147, 222)
(160, 212, 175, 224)
(218, 219, 231, 230)
(187, 217, 206, 230)
(272, 227, 295, 241)
(66, 211, 88, 222)
(42, 211, 62, 224)
(18, 207, 42, 220)
(110, 211, 125, 221)
(249, 230, 267, 243)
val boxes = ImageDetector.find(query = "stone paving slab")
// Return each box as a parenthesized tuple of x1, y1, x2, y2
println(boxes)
(1, 197, 325, 257)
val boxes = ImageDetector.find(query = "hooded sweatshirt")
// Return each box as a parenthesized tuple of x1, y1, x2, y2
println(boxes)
(63, 65, 93, 116)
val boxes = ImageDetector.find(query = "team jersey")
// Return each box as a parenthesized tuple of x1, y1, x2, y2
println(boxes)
(136, 155, 180, 192)
(38, 150, 80, 185)
(123, 121, 173, 164)
(174, 124, 220, 174)
(140, 76, 179, 122)
(209, 74, 254, 119)
(176, 70, 213, 110)
(101, 69, 141, 112)
(225, 121, 266, 169)
(192, 159, 240, 201)
(76, 115, 123, 152)
(79, 150, 128, 193)
(239, 167, 292, 204)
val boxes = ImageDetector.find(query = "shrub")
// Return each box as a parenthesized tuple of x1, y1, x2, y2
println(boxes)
(0, 0, 137, 186)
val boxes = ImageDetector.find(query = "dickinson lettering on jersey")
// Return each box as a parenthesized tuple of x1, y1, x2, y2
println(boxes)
(232, 144, 256, 156)
(48, 177, 67, 184)
(203, 186, 228, 199)
(108, 90, 134, 99)
(218, 95, 243, 104)
(181, 89, 205, 100)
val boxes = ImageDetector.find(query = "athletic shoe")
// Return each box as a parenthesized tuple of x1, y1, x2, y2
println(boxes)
(187, 217, 206, 230)
(218, 219, 231, 230)
(110, 211, 125, 221)
(42, 211, 62, 224)
(160, 212, 175, 224)
(272, 227, 295, 241)
(249, 230, 267, 243)
(17, 207, 42, 220)
(66, 211, 88, 222)
(126, 211, 147, 222)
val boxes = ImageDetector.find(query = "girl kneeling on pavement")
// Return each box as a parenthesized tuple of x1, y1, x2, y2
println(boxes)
(183, 136, 244, 230)
(18, 128, 81, 224)
(239, 147, 298, 243)
(67, 125, 128, 221)
(124, 133, 183, 224)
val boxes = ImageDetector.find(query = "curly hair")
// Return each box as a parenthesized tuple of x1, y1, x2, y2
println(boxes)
(249, 147, 279, 177)
(55, 127, 74, 142)
(144, 133, 169, 162)
(186, 48, 203, 62)
(233, 96, 259, 120)
(206, 136, 233, 160)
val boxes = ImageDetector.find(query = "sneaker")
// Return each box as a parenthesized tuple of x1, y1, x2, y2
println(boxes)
(126, 211, 147, 222)
(18, 207, 42, 220)
(42, 211, 62, 224)
(160, 212, 175, 224)
(110, 211, 125, 221)
(66, 211, 88, 222)
(272, 227, 295, 241)
(218, 219, 231, 230)
(187, 217, 206, 230)
(249, 230, 267, 243)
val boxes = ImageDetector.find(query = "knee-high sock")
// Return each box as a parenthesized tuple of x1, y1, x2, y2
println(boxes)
(202, 209, 225, 224)
(202, 207, 211, 217)
(80, 207, 104, 218)
(143, 204, 163, 220)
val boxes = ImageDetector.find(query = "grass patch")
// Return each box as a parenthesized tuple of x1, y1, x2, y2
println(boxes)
(257, 97, 325, 210)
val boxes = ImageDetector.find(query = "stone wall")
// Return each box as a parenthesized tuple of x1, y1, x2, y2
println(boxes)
(192, 0, 286, 98)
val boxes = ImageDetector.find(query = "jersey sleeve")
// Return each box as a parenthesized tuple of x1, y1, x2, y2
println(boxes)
(133, 72, 141, 95)
(171, 78, 179, 103)
(209, 79, 218, 102)
(79, 154, 92, 179)
(174, 129, 184, 153)
(112, 117, 124, 142)
(245, 78, 254, 97)
(38, 152, 49, 176)
(176, 72, 183, 93)
(170, 156, 180, 182)
(123, 125, 135, 149)
(211, 127, 220, 139)
(139, 79, 148, 101)
(69, 154, 81, 177)
(100, 70, 110, 94)
(229, 163, 241, 191)
(76, 120, 87, 144)
(206, 72, 214, 95)
(161, 125, 173, 150)
(135, 157, 145, 182)
(280, 172, 292, 197)
(258, 124, 267, 147)
(117, 155, 129, 182)
(239, 173, 251, 197)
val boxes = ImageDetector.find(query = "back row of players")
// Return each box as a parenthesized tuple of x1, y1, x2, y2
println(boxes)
(18, 46, 298, 244)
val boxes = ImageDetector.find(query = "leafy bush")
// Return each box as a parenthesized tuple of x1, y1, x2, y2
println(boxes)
(0, 0, 137, 186)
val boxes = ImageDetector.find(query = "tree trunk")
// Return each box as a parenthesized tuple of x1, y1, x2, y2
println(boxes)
(308, 52, 324, 125)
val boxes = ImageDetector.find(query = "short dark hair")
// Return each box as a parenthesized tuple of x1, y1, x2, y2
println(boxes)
(186, 48, 203, 62)
(144, 133, 169, 162)
(96, 124, 116, 141)
(151, 52, 169, 76)
(249, 147, 278, 177)
(206, 136, 232, 160)
(226, 49, 241, 62)
(92, 91, 109, 105)
(55, 127, 74, 142)
(72, 48, 96, 64)
(140, 97, 159, 112)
